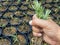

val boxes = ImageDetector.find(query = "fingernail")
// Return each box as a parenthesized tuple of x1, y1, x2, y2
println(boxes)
(29, 20, 32, 25)
(38, 34, 42, 36)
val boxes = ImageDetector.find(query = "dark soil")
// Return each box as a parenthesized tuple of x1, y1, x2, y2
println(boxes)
(13, 1, 20, 5)
(0, 6, 6, 12)
(20, 5, 28, 10)
(14, 11, 22, 16)
(23, 15, 31, 22)
(9, 6, 17, 11)
(3, 12, 13, 18)
(3, 26, 16, 36)
(27, 10, 35, 15)
(18, 35, 26, 45)
(13, 35, 26, 45)
(21, 1, 29, 5)
(0, 38, 10, 45)
(2, 1, 12, 5)
(17, 22, 30, 33)
(10, 17, 22, 25)
(0, 19, 7, 27)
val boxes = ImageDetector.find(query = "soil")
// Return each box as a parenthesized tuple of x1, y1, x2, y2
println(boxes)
(9, 6, 17, 11)
(2, 1, 12, 6)
(23, 15, 31, 22)
(0, 6, 6, 12)
(18, 22, 30, 33)
(13, 1, 19, 5)
(18, 35, 26, 45)
(20, 5, 28, 10)
(27, 10, 35, 15)
(3, 26, 16, 36)
(0, 19, 7, 27)
(0, 38, 10, 45)
(53, 3, 58, 7)
(51, 7, 59, 14)
(3, 12, 13, 18)
(14, 11, 22, 16)
(22, 1, 29, 5)
(13, 35, 26, 45)
(43, 4, 52, 9)
(10, 17, 22, 25)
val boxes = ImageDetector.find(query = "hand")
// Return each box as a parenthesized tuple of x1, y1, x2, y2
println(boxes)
(29, 15, 60, 45)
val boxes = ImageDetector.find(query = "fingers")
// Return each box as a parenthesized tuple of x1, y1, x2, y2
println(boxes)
(30, 15, 55, 28)
(32, 26, 43, 37)
(33, 32, 42, 37)
(32, 26, 43, 33)
(29, 16, 48, 28)
(29, 20, 47, 28)
(43, 34, 56, 45)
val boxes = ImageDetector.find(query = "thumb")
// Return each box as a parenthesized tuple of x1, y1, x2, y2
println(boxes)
(29, 19, 48, 28)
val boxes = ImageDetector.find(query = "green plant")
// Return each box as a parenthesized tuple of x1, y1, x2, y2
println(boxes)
(26, 0, 32, 2)
(0, 4, 2, 7)
(43, 43, 48, 45)
(26, 0, 31, 2)
(32, 0, 51, 20)
(17, 0, 21, 3)
(10, 34, 20, 45)
(6, 0, 9, 1)
(0, 24, 6, 27)
(26, 0, 29, 2)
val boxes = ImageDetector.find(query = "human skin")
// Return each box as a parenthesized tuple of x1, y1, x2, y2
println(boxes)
(29, 15, 60, 45)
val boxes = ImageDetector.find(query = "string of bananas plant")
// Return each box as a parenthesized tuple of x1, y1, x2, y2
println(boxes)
(32, 0, 51, 45)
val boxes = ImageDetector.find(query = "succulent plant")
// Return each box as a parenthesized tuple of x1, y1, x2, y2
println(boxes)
(32, 0, 51, 20)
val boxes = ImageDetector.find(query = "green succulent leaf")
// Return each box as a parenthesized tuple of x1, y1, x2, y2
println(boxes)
(43, 9, 51, 19)
(32, 0, 51, 20)
(9, 34, 18, 44)
(17, 0, 21, 3)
